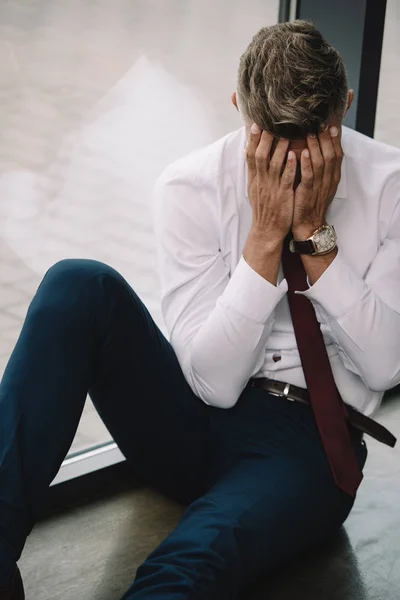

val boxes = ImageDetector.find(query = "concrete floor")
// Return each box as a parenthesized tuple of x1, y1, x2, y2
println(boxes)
(0, 0, 399, 456)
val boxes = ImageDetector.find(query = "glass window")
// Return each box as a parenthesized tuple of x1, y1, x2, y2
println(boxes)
(0, 0, 280, 479)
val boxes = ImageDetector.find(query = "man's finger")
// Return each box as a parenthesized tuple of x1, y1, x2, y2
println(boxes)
(269, 137, 290, 179)
(281, 150, 297, 188)
(318, 126, 336, 175)
(255, 130, 275, 173)
(246, 123, 262, 179)
(329, 126, 344, 185)
(307, 134, 324, 181)
(329, 126, 343, 157)
(300, 148, 314, 189)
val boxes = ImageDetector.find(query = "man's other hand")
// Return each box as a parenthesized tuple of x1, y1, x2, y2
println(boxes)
(292, 125, 344, 240)
(246, 124, 296, 245)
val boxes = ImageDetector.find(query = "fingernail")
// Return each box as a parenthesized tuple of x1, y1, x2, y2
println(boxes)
(303, 149, 310, 158)
(251, 123, 261, 134)
(308, 133, 316, 138)
(320, 122, 327, 132)
(288, 151, 295, 161)
(330, 126, 339, 137)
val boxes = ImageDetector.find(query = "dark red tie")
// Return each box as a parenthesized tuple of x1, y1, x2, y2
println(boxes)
(282, 237, 363, 497)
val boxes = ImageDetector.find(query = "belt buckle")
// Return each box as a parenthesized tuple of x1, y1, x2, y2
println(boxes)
(282, 383, 294, 401)
(269, 382, 294, 401)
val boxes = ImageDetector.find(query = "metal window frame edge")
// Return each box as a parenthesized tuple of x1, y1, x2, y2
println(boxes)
(52, 443, 125, 486)
(290, 0, 298, 21)
(278, 0, 298, 22)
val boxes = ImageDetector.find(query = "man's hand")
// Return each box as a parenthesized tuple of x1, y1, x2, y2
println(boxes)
(292, 126, 343, 240)
(243, 124, 297, 285)
(246, 124, 297, 243)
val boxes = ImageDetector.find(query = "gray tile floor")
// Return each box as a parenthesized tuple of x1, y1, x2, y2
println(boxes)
(0, 0, 399, 456)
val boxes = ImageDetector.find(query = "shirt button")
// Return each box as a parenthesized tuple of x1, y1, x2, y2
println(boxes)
(273, 353, 281, 363)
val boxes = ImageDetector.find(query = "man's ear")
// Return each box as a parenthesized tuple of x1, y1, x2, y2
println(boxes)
(232, 91, 239, 112)
(345, 89, 354, 117)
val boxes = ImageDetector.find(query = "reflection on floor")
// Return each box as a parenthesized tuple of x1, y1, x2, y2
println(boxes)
(0, 1, 398, 451)
(20, 390, 400, 599)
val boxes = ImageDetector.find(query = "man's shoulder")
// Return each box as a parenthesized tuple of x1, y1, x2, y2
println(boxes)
(343, 126, 400, 176)
(155, 127, 245, 190)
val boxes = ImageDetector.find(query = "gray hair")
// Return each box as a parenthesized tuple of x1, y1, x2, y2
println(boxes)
(237, 20, 349, 138)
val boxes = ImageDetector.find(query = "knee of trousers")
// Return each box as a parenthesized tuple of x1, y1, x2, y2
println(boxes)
(44, 258, 123, 284)
(32, 259, 129, 314)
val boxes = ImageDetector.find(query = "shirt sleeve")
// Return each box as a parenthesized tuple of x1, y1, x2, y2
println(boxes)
(154, 168, 287, 408)
(298, 172, 400, 392)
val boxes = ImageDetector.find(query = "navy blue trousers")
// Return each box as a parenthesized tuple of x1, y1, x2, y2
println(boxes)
(0, 260, 367, 599)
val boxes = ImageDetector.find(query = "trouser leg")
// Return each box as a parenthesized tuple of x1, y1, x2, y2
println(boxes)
(122, 393, 367, 599)
(0, 259, 210, 583)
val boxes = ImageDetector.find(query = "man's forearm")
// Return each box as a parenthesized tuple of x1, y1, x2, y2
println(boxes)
(298, 249, 400, 391)
(184, 249, 288, 409)
(185, 229, 287, 408)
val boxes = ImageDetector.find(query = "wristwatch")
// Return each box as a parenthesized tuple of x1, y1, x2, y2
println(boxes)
(289, 224, 337, 255)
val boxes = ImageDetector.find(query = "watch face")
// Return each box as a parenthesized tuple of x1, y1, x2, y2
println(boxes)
(314, 226, 336, 253)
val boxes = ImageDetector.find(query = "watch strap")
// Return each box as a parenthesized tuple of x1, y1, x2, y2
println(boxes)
(289, 238, 316, 255)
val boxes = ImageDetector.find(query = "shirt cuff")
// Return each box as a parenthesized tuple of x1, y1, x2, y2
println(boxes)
(296, 250, 367, 321)
(220, 256, 288, 323)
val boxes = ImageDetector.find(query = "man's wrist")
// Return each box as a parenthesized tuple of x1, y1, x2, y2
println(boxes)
(244, 228, 285, 286)
(247, 227, 285, 251)
(292, 222, 326, 241)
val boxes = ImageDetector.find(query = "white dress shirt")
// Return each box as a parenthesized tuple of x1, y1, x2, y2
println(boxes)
(154, 126, 400, 417)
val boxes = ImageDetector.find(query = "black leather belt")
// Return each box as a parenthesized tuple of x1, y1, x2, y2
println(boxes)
(247, 378, 397, 448)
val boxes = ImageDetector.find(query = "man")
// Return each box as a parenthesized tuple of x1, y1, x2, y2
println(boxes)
(0, 19, 399, 600)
